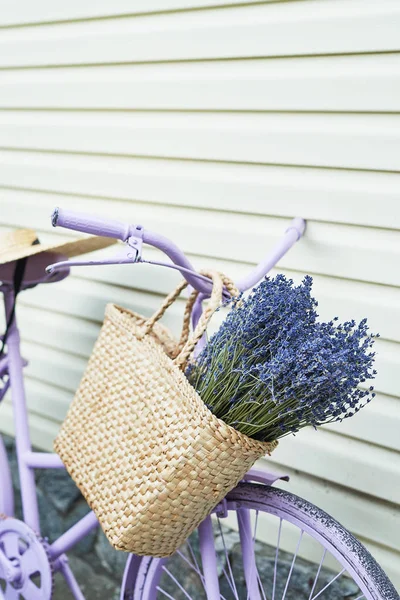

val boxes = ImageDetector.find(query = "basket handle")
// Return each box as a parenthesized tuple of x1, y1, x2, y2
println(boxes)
(140, 270, 239, 369)
(174, 271, 239, 369)
(140, 270, 223, 339)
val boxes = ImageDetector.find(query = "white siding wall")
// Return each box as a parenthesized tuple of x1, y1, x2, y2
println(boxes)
(0, 0, 399, 586)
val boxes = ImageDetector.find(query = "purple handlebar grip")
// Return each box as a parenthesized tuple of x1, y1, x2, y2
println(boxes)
(285, 216, 306, 240)
(52, 207, 130, 241)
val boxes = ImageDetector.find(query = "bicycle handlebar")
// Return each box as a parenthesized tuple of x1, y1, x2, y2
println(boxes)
(52, 207, 131, 241)
(53, 207, 216, 293)
(51, 207, 306, 293)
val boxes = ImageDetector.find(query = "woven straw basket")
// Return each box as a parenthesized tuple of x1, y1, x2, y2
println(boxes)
(54, 270, 277, 557)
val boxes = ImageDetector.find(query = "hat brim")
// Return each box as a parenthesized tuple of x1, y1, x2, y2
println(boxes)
(0, 235, 117, 266)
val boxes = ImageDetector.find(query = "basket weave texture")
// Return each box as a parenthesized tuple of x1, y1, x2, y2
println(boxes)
(54, 270, 277, 557)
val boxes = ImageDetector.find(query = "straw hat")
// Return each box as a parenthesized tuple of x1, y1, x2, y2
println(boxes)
(0, 228, 116, 267)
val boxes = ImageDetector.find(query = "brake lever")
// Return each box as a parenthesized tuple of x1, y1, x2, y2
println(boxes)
(46, 227, 231, 301)
(46, 234, 143, 274)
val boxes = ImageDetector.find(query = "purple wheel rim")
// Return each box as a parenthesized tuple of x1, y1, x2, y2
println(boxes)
(122, 483, 398, 600)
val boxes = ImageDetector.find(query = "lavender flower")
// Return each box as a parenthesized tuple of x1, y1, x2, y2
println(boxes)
(186, 275, 377, 442)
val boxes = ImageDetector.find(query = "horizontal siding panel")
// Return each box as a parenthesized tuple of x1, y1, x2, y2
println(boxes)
(21, 276, 183, 330)
(370, 340, 400, 398)
(21, 258, 183, 314)
(21, 378, 72, 423)
(0, 54, 399, 112)
(1, 191, 399, 288)
(21, 341, 87, 394)
(0, 152, 399, 230)
(325, 393, 400, 452)
(1, 112, 400, 172)
(0, 0, 272, 27)
(17, 304, 100, 358)
(0, 1, 399, 67)
(271, 428, 400, 504)
(310, 276, 400, 344)
(0, 401, 60, 451)
(5, 375, 73, 422)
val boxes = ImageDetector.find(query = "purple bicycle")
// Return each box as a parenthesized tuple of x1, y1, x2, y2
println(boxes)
(0, 207, 397, 600)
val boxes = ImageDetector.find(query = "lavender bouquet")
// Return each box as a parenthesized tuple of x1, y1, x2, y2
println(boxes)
(186, 275, 377, 443)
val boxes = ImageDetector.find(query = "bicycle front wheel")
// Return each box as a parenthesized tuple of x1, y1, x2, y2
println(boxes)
(122, 483, 399, 600)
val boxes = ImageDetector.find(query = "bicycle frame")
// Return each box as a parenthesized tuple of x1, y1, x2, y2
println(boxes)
(0, 212, 305, 599)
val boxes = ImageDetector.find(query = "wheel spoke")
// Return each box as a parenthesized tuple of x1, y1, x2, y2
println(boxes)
(178, 542, 221, 599)
(156, 586, 177, 600)
(281, 529, 304, 600)
(221, 565, 239, 599)
(187, 538, 202, 578)
(257, 571, 267, 600)
(162, 565, 194, 600)
(311, 568, 346, 600)
(308, 548, 326, 600)
(176, 549, 205, 584)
